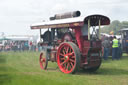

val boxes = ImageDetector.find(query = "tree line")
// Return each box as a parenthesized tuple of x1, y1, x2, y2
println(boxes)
(101, 20, 128, 35)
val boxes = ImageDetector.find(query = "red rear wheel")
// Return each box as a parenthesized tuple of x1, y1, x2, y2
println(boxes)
(57, 42, 80, 74)
(39, 51, 48, 70)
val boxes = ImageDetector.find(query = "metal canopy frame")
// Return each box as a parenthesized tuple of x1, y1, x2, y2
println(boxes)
(31, 15, 110, 30)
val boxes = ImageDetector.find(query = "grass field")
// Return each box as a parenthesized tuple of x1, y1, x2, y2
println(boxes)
(0, 51, 128, 85)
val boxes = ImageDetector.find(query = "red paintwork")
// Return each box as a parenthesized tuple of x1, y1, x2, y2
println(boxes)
(39, 53, 46, 69)
(74, 28, 84, 52)
(69, 22, 84, 28)
(50, 49, 57, 62)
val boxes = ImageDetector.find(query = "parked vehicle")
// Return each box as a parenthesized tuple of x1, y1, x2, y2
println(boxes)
(120, 28, 128, 53)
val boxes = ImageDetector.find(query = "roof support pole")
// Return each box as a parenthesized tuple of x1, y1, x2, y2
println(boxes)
(99, 19, 101, 40)
(40, 29, 42, 41)
(88, 19, 90, 40)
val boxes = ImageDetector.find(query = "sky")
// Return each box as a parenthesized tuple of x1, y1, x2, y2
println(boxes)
(0, 0, 128, 35)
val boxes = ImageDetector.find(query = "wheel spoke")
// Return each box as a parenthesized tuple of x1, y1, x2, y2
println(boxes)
(64, 47, 67, 53)
(63, 50, 66, 55)
(64, 63, 67, 70)
(68, 52, 74, 56)
(70, 58, 75, 63)
(72, 56, 75, 58)
(62, 63, 67, 70)
(60, 57, 65, 60)
(60, 60, 67, 66)
(66, 46, 69, 54)
(70, 62, 74, 68)
(59, 53, 64, 56)
(68, 63, 72, 69)
(69, 47, 72, 53)
(43, 58, 45, 62)
(40, 58, 45, 63)
(40, 59, 43, 63)
(66, 63, 70, 71)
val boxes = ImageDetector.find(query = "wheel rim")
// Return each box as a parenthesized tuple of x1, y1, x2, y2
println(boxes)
(39, 52, 47, 69)
(57, 43, 76, 74)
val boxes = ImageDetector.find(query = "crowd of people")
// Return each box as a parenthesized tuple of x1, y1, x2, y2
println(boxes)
(102, 36, 122, 60)
(0, 40, 38, 52)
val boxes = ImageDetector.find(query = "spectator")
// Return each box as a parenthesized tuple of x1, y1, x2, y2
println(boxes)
(118, 38, 122, 59)
(102, 37, 110, 60)
(112, 36, 119, 60)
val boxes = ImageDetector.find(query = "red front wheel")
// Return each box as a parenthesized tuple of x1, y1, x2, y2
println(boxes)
(39, 51, 48, 70)
(57, 42, 80, 74)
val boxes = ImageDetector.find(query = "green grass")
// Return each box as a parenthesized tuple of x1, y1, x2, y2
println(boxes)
(0, 51, 128, 85)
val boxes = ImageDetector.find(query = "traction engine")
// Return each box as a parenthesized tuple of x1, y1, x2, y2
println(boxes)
(31, 11, 110, 74)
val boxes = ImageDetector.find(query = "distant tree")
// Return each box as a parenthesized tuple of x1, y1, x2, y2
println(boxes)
(121, 21, 128, 28)
(101, 20, 128, 35)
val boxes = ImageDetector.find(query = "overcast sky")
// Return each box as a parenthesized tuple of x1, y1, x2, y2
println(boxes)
(0, 0, 128, 35)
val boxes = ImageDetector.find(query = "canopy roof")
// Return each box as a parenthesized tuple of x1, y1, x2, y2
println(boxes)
(31, 14, 110, 29)
(84, 15, 110, 26)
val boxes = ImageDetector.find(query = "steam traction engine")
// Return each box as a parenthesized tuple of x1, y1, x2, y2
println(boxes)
(31, 11, 110, 74)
